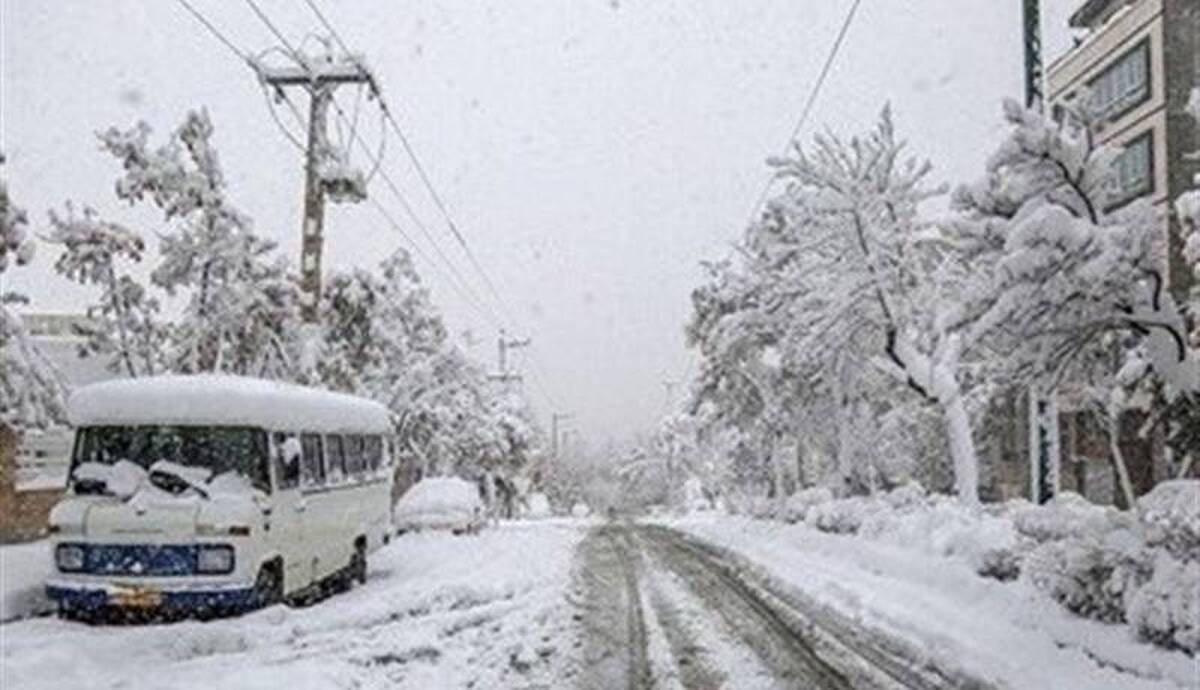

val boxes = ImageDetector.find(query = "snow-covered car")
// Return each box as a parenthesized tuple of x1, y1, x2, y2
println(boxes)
(393, 477, 484, 535)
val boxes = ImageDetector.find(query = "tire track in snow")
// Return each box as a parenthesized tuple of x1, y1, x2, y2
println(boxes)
(639, 526, 855, 689)
(640, 524, 998, 690)
(574, 525, 653, 690)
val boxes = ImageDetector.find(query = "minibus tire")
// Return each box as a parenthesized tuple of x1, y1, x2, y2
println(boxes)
(351, 540, 367, 585)
(254, 560, 283, 608)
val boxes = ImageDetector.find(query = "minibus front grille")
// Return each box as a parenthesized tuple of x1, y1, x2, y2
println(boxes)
(84, 544, 199, 577)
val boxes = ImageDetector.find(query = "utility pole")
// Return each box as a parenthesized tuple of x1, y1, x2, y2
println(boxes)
(551, 413, 572, 461)
(492, 330, 531, 384)
(1021, 0, 1057, 504)
(1022, 0, 1044, 109)
(260, 50, 375, 323)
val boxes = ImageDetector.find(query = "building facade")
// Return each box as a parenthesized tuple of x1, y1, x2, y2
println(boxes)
(1033, 0, 1200, 506)
(1046, 0, 1198, 297)
(0, 313, 113, 543)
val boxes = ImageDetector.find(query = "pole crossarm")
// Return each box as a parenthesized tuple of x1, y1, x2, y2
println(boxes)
(257, 59, 376, 89)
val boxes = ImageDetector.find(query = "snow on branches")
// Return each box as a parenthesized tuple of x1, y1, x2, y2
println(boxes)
(98, 109, 300, 377)
(47, 203, 165, 378)
(956, 99, 1197, 394)
(0, 154, 66, 430)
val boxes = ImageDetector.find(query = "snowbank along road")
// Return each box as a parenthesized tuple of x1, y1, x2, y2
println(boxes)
(573, 523, 998, 690)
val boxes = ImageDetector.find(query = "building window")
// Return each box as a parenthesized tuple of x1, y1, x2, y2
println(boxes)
(1089, 38, 1150, 122)
(1112, 132, 1153, 204)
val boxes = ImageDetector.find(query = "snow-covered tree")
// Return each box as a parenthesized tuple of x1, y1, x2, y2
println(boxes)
(689, 107, 983, 503)
(319, 250, 540, 501)
(99, 110, 301, 377)
(956, 99, 1199, 485)
(47, 203, 164, 377)
(0, 154, 65, 433)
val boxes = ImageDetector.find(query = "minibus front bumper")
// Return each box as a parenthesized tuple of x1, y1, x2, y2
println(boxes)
(46, 580, 259, 615)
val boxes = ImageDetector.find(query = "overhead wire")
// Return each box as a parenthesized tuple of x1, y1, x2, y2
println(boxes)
(180, 0, 563, 410)
(174, 0, 508, 335)
(301, 0, 521, 328)
(744, 0, 864, 228)
(302, 0, 565, 409)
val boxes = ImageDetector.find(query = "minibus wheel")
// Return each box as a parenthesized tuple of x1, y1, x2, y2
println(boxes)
(254, 560, 283, 608)
(350, 540, 367, 585)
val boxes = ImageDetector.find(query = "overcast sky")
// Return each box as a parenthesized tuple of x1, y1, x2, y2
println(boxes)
(2, 0, 1080, 447)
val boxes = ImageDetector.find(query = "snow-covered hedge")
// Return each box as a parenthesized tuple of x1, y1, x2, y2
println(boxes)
(759, 480, 1200, 653)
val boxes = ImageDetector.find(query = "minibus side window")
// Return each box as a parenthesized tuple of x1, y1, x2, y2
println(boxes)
(364, 436, 383, 474)
(300, 433, 325, 487)
(325, 434, 346, 483)
(273, 432, 300, 491)
(345, 435, 365, 477)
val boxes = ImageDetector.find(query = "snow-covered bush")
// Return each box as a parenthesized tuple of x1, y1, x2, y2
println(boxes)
(1137, 480, 1200, 560)
(782, 486, 833, 524)
(880, 480, 926, 510)
(857, 489, 1023, 580)
(809, 495, 874, 534)
(1009, 492, 1125, 544)
(1127, 551, 1199, 653)
(1021, 527, 1150, 623)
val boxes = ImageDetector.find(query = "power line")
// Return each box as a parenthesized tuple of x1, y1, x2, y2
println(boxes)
(175, 0, 254, 64)
(745, 0, 864, 225)
(183, 0, 560, 408)
(274, 88, 507, 332)
(302, 0, 565, 409)
(244, 0, 302, 58)
(173, 0, 505, 334)
(302, 0, 521, 327)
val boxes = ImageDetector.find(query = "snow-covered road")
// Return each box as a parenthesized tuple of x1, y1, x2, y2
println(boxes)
(2, 521, 588, 690)
(4, 517, 1195, 690)
(575, 523, 994, 690)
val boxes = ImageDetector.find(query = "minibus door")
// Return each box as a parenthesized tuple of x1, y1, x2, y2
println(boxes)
(271, 435, 310, 593)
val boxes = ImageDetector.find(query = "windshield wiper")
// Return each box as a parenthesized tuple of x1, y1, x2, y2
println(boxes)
(148, 468, 210, 499)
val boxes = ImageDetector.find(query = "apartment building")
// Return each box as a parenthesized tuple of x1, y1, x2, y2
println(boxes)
(1029, 0, 1200, 506)
(1046, 0, 1198, 297)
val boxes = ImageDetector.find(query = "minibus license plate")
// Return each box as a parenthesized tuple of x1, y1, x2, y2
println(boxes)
(112, 586, 162, 608)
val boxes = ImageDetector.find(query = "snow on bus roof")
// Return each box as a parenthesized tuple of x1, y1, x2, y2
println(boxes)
(68, 375, 392, 434)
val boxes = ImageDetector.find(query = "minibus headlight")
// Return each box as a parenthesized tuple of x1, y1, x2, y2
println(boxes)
(196, 544, 235, 574)
(55, 544, 86, 573)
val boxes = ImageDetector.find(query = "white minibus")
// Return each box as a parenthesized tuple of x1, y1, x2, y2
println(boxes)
(45, 374, 394, 619)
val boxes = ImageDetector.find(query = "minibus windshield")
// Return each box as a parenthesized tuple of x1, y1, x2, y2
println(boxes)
(71, 426, 271, 494)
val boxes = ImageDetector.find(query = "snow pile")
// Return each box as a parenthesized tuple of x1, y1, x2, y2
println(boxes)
(73, 460, 146, 498)
(0, 541, 52, 622)
(524, 492, 552, 519)
(755, 481, 1200, 653)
